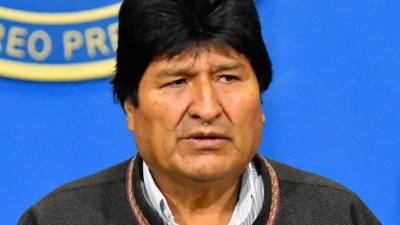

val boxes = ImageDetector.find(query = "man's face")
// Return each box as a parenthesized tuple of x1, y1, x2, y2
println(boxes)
(125, 47, 265, 182)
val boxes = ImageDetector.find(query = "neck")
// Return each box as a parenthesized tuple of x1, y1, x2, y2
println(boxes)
(150, 170, 243, 225)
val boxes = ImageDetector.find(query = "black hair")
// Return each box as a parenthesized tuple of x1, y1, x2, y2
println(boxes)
(112, 0, 272, 107)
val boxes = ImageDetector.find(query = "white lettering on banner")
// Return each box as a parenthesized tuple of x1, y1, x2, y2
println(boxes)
(0, 3, 120, 81)
(85, 27, 110, 58)
(107, 22, 118, 52)
(63, 30, 84, 60)
(0, 23, 117, 62)
(6, 26, 28, 58)
(0, 24, 5, 52)
(27, 30, 52, 61)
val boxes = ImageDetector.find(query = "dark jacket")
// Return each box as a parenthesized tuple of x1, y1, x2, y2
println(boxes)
(19, 155, 381, 225)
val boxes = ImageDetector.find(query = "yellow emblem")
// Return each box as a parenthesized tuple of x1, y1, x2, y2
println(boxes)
(0, 3, 121, 82)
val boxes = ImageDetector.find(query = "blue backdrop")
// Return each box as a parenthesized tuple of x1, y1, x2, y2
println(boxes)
(1, 1, 399, 224)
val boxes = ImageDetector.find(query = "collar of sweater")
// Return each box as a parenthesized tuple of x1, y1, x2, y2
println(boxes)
(141, 161, 264, 225)
(125, 154, 280, 225)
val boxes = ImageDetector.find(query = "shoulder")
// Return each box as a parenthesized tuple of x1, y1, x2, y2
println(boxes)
(260, 156, 381, 224)
(19, 159, 135, 225)
(268, 158, 352, 193)
(46, 158, 130, 198)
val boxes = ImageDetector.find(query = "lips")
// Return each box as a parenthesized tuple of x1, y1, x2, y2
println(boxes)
(180, 131, 231, 149)
(185, 131, 230, 140)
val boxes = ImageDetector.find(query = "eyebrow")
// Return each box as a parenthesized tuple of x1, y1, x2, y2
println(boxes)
(155, 68, 190, 78)
(209, 62, 244, 74)
(155, 62, 244, 78)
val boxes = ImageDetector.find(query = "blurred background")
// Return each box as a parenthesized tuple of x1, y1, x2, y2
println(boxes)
(1, 0, 399, 224)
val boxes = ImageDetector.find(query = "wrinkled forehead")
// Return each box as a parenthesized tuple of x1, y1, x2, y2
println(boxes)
(151, 43, 251, 69)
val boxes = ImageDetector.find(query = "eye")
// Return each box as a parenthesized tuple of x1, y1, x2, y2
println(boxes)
(218, 75, 239, 83)
(164, 78, 187, 88)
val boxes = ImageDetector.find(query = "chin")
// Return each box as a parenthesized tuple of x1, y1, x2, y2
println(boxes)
(184, 170, 229, 181)
(173, 150, 247, 179)
(180, 160, 238, 181)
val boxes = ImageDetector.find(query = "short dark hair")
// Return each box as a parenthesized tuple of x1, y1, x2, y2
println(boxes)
(112, 0, 272, 107)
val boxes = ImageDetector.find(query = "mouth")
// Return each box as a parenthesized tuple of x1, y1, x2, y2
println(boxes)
(185, 130, 230, 139)
(180, 131, 231, 149)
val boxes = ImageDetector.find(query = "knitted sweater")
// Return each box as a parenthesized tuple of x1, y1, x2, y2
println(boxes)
(18, 155, 381, 225)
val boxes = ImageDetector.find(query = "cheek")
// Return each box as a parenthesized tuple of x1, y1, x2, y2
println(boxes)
(134, 96, 188, 154)
(222, 89, 262, 123)
(134, 113, 175, 167)
(222, 92, 264, 147)
(152, 96, 188, 130)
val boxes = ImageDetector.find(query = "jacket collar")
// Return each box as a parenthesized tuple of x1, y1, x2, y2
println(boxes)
(125, 154, 280, 225)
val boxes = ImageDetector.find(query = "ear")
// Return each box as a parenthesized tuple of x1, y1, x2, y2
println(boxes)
(261, 111, 266, 124)
(124, 99, 136, 132)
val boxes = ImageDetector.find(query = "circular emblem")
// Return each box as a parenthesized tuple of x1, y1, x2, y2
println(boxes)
(0, 1, 121, 81)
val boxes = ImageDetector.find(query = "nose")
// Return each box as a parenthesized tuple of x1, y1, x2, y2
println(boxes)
(187, 78, 223, 123)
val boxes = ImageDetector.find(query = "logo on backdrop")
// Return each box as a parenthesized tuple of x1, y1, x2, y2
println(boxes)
(0, 2, 120, 81)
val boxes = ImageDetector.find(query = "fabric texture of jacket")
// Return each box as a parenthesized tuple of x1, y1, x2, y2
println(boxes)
(19, 154, 382, 225)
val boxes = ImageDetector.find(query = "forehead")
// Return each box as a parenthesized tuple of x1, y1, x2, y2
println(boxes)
(148, 45, 253, 72)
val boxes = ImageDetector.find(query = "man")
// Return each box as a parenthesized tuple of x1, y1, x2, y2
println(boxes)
(19, 0, 381, 224)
